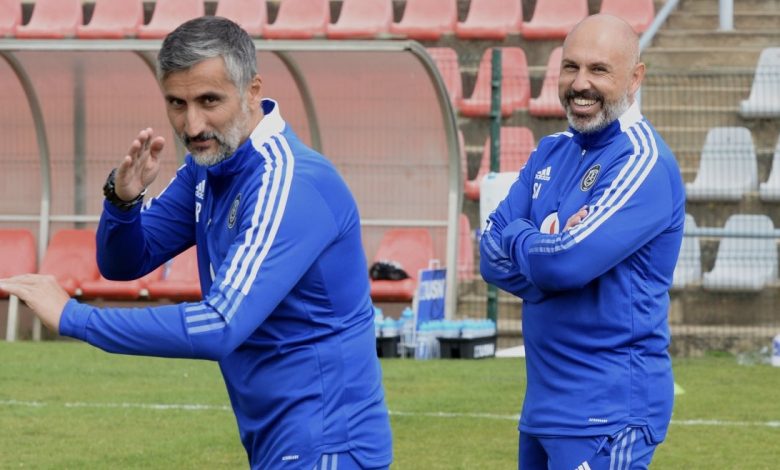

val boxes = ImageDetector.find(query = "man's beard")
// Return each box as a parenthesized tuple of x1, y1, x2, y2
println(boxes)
(181, 108, 248, 167)
(563, 89, 631, 134)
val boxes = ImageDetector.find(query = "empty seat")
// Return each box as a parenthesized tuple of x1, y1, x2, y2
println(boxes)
(459, 47, 531, 118)
(685, 127, 758, 202)
(458, 214, 475, 282)
(455, 0, 523, 40)
(214, 0, 267, 37)
(389, 0, 457, 41)
(599, 0, 655, 33)
(14, 0, 82, 38)
(326, 0, 391, 39)
(427, 47, 462, 112)
(80, 268, 164, 300)
(0, 229, 37, 298)
(38, 229, 99, 297)
(76, 0, 144, 39)
(521, 0, 587, 40)
(136, 0, 205, 39)
(739, 47, 780, 119)
(529, 46, 566, 118)
(263, 0, 329, 39)
(759, 135, 780, 201)
(370, 228, 434, 302)
(146, 246, 202, 301)
(672, 214, 701, 289)
(465, 126, 535, 201)
(702, 214, 777, 291)
(0, 0, 21, 37)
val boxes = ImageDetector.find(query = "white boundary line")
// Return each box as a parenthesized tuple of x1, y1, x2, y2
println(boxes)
(2, 399, 780, 428)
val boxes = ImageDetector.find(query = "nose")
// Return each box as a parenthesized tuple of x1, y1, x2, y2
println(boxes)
(571, 69, 591, 92)
(184, 107, 206, 137)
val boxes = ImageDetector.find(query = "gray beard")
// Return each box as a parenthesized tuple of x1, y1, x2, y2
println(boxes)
(567, 93, 631, 134)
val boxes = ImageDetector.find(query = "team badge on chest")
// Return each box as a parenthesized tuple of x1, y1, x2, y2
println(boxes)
(580, 164, 601, 191)
(228, 193, 241, 229)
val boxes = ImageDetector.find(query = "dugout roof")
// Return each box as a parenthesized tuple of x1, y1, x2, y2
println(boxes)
(0, 39, 462, 314)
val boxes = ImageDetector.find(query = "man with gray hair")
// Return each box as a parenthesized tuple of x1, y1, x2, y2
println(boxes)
(480, 14, 684, 468)
(0, 16, 393, 470)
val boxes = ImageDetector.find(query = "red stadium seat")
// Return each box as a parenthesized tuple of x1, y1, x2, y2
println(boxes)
(427, 47, 462, 112)
(80, 268, 164, 300)
(0, 229, 37, 299)
(0, 0, 21, 37)
(521, 0, 587, 40)
(38, 229, 99, 297)
(459, 47, 531, 118)
(263, 0, 329, 39)
(326, 0, 392, 39)
(529, 46, 566, 118)
(136, 0, 205, 39)
(599, 0, 655, 33)
(76, 0, 144, 39)
(455, 0, 523, 40)
(464, 126, 534, 201)
(389, 0, 457, 41)
(14, 0, 82, 39)
(458, 214, 475, 282)
(370, 228, 434, 302)
(146, 246, 202, 301)
(214, 0, 267, 37)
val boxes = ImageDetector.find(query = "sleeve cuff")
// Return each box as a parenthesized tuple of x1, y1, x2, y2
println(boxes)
(103, 198, 142, 221)
(59, 299, 93, 340)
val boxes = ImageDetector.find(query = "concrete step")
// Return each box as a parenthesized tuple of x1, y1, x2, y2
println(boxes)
(652, 30, 780, 48)
(641, 46, 763, 68)
(664, 12, 780, 30)
(642, 85, 749, 108)
(678, 0, 780, 13)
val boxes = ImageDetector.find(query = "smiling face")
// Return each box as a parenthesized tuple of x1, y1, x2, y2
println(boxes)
(162, 56, 263, 166)
(558, 15, 645, 134)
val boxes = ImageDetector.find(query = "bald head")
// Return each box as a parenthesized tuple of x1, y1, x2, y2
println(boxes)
(564, 14, 640, 68)
(558, 14, 646, 133)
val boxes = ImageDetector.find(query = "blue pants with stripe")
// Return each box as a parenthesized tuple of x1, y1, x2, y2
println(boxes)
(313, 453, 389, 470)
(519, 427, 657, 470)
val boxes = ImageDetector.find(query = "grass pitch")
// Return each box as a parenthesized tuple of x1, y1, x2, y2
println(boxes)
(2, 342, 780, 468)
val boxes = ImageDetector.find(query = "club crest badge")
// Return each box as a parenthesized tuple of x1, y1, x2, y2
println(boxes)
(228, 193, 241, 229)
(580, 164, 601, 191)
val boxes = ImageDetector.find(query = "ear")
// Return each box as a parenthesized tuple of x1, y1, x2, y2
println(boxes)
(245, 74, 263, 110)
(629, 61, 646, 97)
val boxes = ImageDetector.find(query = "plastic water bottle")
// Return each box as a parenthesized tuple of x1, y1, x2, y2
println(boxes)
(374, 307, 384, 337)
(401, 307, 415, 348)
(772, 334, 780, 367)
(382, 318, 399, 339)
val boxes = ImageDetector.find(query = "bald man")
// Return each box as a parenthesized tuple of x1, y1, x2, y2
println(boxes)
(480, 15, 684, 469)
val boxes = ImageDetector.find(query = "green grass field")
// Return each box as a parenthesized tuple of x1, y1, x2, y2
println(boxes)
(2, 342, 780, 469)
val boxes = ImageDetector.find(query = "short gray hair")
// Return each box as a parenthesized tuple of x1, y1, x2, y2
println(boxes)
(157, 16, 256, 93)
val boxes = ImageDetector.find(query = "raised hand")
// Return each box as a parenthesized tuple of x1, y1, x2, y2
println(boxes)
(115, 127, 166, 201)
(0, 274, 70, 332)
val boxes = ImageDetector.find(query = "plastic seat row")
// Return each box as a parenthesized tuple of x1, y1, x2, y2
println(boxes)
(462, 126, 535, 201)
(686, 128, 780, 202)
(0, 229, 201, 301)
(0, 0, 655, 40)
(428, 46, 561, 118)
(673, 213, 778, 291)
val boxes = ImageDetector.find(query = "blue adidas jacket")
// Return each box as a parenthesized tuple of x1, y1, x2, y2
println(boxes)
(59, 99, 393, 469)
(480, 102, 685, 443)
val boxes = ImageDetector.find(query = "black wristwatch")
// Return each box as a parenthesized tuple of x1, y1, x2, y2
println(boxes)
(103, 168, 146, 211)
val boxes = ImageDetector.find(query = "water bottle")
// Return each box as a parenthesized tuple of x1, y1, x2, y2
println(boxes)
(374, 306, 384, 337)
(772, 334, 780, 367)
(382, 318, 399, 339)
(401, 307, 415, 348)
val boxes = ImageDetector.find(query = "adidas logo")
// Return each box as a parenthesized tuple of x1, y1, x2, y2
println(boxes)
(195, 180, 206, 200)
(535, 166, 552, 181)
